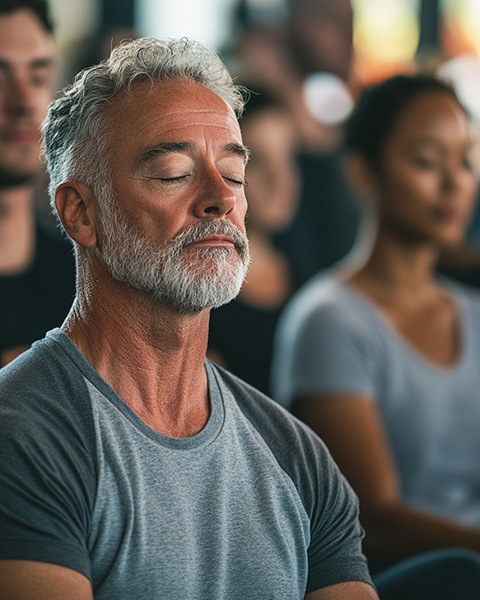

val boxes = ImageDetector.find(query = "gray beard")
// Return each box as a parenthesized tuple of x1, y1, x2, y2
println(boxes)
(95, 205, 250, 314)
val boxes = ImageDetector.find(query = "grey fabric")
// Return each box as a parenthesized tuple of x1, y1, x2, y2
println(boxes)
(0, 328, 372, 598)
(272, 273, 480, 526)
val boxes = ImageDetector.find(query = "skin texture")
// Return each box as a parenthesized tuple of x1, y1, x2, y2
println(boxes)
(305, 582, 378, 599)
(58, 78, 249, 439)
(294, 89, 480, 563)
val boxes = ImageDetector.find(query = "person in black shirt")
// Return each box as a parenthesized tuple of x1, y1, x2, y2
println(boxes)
(0, 1, 75, 365)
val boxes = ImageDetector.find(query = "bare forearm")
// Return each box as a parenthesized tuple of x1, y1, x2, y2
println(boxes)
(305, 581, 378, 599)
(363, 503, 480, 562)
(0, 561, 93, 600)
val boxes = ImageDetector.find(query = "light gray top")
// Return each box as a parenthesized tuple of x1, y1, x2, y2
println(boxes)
(272, 273, 480, 526)
(0, 328, 371, 599)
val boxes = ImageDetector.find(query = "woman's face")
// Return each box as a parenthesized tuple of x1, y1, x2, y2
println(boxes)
(373, 90, 478, 248)
(242, 107, 300, 234)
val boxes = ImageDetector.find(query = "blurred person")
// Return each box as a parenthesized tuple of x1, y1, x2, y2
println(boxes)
(272, 74, 480, 571)
(208, 89, 301, 395)
(0, 0, 75, 366)
(230, 0, 354, 151)
(228, 0, 361, 284)
(0, 37, 377, 599)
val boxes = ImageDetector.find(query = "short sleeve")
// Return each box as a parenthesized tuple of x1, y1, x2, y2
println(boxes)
(305, 438, 372, 592)
(0, 348, 96, 580)
(292, 301, 379, 396)
(218, 364, 374, 592)
(272, 283, 382, 407)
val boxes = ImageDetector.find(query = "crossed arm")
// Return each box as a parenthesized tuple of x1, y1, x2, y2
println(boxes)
(294, 393, 480, 562)
(0, 561, 378, 600)
(306, 581, 378, 599)
(0, 561, 93, 600)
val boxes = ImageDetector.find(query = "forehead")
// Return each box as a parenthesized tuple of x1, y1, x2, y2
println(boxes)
(104, 79, 242, 153)
(0, 9, 53, 60)
(391, 91, 470, 143)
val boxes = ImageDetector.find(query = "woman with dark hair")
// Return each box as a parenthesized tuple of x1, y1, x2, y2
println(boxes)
(272, 73, 480, 570)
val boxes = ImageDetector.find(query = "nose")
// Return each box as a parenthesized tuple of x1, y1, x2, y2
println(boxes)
(5, 75, 35, 117)
(441, 162, 470, 196)
(193, 167, 239, 219)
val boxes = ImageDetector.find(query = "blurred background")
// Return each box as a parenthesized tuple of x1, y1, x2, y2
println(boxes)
(51, 0, 480, 117)
(44, 0, 480, 284)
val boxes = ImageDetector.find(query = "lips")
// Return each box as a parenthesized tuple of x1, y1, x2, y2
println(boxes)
(191, 235, 235, 247)
(173, 220, 250, 264)
(0, 129, 39, 145)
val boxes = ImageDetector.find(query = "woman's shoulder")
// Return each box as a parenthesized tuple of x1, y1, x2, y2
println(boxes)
(279, 270, 374, 340)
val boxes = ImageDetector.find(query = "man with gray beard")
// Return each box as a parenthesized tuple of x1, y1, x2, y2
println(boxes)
(0, 37, 376, 600)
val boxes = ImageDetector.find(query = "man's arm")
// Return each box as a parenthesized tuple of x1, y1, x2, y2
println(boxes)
(0, 560, 93, 600)
(305, 581, 379, 599)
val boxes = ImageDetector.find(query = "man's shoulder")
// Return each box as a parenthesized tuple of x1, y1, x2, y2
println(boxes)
(210, 359, 299, 418)
(0, 330, 89, 417)
(209, 361, 335, 472)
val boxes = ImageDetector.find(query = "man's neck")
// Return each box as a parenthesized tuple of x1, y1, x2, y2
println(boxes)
(0, 185, 35, 275)
(64, 270, 212, 438)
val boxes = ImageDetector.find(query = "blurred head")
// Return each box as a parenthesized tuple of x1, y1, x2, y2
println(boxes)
(241, 89, 299, 234)
(344, 74, 478, 247)
(44, 38, 250, 314)
(0, 0, 53, 32)
(286, 0, 353, 81)
(0, 0, 55, 188)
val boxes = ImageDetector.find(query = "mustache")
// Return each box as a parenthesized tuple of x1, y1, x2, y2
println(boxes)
(170, 220, 249, 258)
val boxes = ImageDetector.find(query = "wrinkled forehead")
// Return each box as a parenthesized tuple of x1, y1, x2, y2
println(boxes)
(102, 78, 241, 146)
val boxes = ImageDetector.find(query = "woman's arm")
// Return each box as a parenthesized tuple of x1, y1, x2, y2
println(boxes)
(294, 394, 480, 562)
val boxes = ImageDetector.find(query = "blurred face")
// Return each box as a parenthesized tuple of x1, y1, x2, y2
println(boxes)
(0, 9, 54, 187)
(95, 79, 250, 313)
(242, 107, 299, 234)
(289, 0, 353, 80)
(373, 90, 478, 248)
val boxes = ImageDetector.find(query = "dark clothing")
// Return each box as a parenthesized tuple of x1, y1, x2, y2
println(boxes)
(276, 150, 361, 285)
(208, 298, 284, 397)
(0, 217, 75, 358)
(374, 549, 480, 600)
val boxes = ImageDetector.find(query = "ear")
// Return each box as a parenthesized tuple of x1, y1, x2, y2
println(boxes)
(343, 153, 377, 198)
(55, 181, 98, 248)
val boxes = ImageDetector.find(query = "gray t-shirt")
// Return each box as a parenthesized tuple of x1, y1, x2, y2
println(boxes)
(272, 273, 480, 526)
(0, 328, 371, 599)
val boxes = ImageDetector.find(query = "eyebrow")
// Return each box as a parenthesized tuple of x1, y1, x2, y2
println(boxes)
(407, 137, 473, 151)
(139, 141, 250, 164)
(225, 142, 250, 163)
(0, 57, 54, 71)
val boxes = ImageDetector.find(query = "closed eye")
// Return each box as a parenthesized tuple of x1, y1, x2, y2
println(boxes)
(157, 175, 190, 183)
(224, 177, 248, 188)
